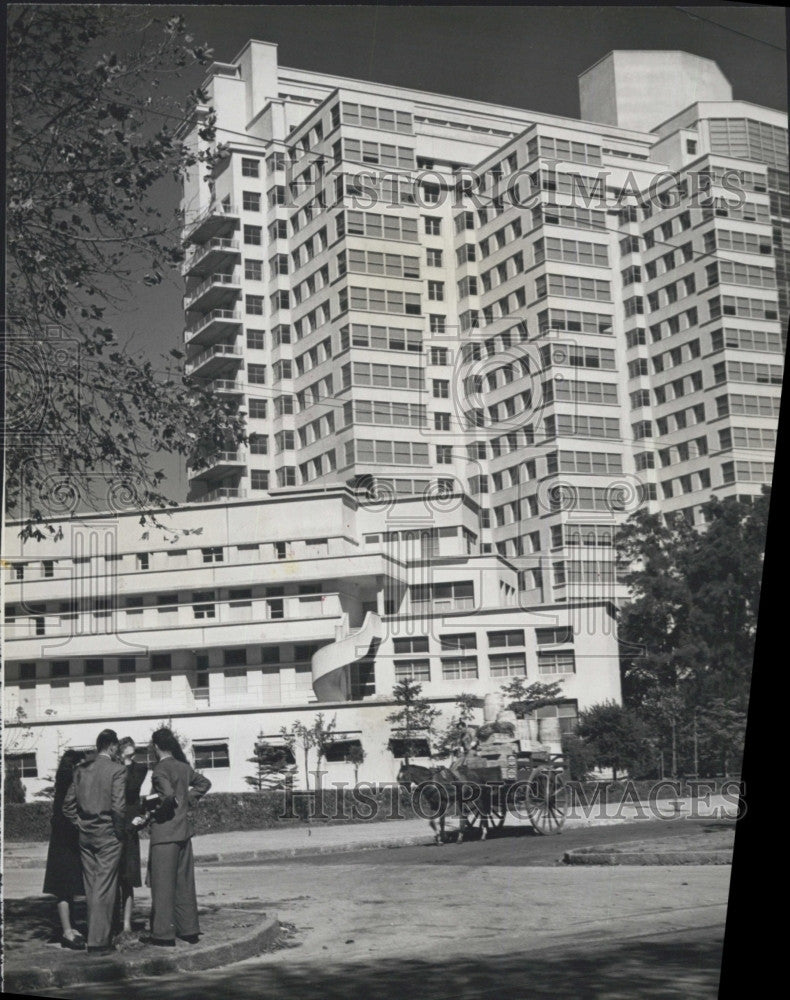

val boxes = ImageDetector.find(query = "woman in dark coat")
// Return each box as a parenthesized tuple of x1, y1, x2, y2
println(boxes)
(43, 749, 86, 949)
(118, 737, 148, 934)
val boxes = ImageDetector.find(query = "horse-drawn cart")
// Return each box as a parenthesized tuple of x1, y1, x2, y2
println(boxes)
(452, 747, 569, 836)
(399, 721, 570, 842)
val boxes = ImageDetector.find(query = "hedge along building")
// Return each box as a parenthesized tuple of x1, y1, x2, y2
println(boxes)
(3, 488, 621, 795)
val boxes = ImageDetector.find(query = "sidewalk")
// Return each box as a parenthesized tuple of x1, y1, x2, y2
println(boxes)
(3, 792, 737, 870)
(2, 896, 281, 993)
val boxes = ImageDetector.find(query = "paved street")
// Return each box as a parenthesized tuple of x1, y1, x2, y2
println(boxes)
(14, 819, 733, 999)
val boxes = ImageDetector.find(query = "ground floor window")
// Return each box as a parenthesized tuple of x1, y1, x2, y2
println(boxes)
(388, 737, 431, 758)
(323, 738, 363, 763)
(5, 752, 38, 777)
(193, 741, 230, 769)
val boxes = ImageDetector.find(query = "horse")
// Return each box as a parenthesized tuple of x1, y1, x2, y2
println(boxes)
(397, 763, 491, 844)
(397, 763, 460, 844)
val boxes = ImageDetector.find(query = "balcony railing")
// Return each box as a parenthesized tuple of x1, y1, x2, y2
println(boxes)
(185, 308, 243, 345)
(185, 343, 243, 374)
(5, 593, 345, 645)
(184, 272, 241, 311)
(182, 238, 240, 276)
(200, 487, 248, 502)
(204, 378, 244, 394)
(206, 450, 245, 466)
(186, 202, 239, 243)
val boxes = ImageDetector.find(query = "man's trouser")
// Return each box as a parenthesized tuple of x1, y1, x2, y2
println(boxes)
(149, 839, 200, 941)
(79, 833, 123, 947)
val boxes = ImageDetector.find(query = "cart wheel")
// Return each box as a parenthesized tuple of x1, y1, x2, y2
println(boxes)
(526, 772, 568, 835)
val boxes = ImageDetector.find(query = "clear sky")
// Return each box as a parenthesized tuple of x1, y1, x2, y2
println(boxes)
(110, 3, 788, 500)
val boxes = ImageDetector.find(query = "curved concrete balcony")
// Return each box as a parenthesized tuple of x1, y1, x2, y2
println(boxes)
(185, 272, 241, 313)
(185, 343, 244, 377)
(311, 611, 383, 702)
(188, 449, 246, 482)
(185, 308, 243, 348)
(186, 202, 239, 244)
(6, 593, 346, 662)
(182, 238, 241, 278)
(202, 377, 245, 398)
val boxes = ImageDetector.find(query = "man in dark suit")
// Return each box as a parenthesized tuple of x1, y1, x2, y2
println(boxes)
(63, 729, 126, 953)
(143, 727, 211, 946)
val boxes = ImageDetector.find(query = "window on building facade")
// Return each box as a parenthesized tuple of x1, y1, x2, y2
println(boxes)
(192, 591, 216, 619)
(489, 653, 526, 677)
(193, 742, 230, 768)
(537, 650, 576, 674)
(5, 752, 38, 777)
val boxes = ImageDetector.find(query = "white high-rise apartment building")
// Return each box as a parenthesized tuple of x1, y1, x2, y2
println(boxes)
(181, 43, 785, 602)
(4, 45, 784, 794)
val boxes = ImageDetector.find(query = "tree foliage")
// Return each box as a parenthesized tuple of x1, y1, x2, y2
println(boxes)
(433, 693, 480, 759)
(560, 733, 595, 783)
(346, 743, 366, 784)
(576, 702, 654, 780)
(500, 678, 565, 719)
(4, 763, 27, 805)
(616, 491, 769, 774)
(279, 714, 337, 790)
(246, 739, 296, 792)
(7, 6, 246, 537)
(386, 679, 440, 764)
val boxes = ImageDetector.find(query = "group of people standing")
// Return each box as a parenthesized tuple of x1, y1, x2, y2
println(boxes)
(43, 726, 211, 954)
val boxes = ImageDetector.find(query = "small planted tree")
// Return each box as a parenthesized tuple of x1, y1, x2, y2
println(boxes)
(500, 678, 565, 719)
(386, 679, 440, 765)
(347, 743, 366, 785)
(246, 738, 294, 792)
(433, 692, 480, 759)
(311, 712, 338, 772)
(280, 721, 315, 791)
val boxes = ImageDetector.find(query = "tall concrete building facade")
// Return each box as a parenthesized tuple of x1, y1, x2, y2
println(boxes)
(4, 45, 785, 794)
(181, 43, 784, 602)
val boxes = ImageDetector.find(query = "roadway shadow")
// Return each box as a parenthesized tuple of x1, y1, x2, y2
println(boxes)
(28, 929, 725, 999)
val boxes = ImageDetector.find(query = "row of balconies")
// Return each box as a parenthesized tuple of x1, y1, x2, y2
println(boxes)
(5, 674, 317, 722)
(6, 593, 345, 642)
(7, 607, 348, 662)
(4, 552, 392, 606)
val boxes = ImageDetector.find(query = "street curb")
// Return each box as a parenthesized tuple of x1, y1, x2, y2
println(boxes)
(562, 849, 733, 866)
(2, 913, 281, 992)
(6, 813, 734, 870)
(194, 834, 433, 864)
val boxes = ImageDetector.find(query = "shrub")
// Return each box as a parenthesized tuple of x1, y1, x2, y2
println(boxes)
(4, 787, 419, 841)
(4, 763, 27, 804)
(561, 734, 595, 782)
